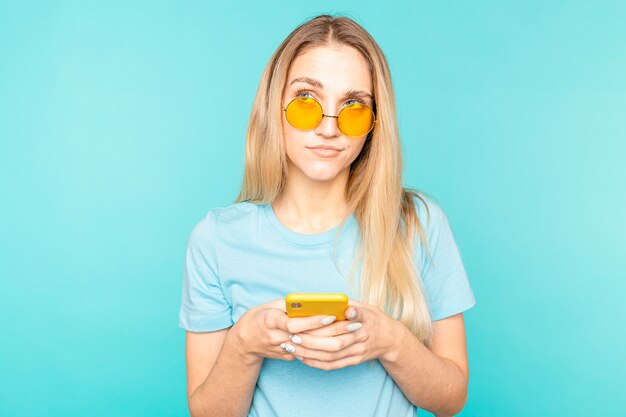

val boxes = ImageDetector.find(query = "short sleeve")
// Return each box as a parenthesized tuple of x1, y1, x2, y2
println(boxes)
(414, 193, 476, 321)
(178, 210, 234, 332)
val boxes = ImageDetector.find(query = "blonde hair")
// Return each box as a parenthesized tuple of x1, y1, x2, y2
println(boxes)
(234, 14, 436, 348)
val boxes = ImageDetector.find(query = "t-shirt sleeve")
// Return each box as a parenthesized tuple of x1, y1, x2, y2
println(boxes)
(178, 210, 234, 332)
(413, 193, 476, 321)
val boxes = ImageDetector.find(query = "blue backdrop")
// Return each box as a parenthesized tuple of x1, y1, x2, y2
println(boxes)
(1, 1, 624, 416)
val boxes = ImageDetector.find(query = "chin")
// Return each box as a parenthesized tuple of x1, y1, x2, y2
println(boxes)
(287, 158, 346, 182)
(304, 172, 339, 182)
(301, 167, 342, 182)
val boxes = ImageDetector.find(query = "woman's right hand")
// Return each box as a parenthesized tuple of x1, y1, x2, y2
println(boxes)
(227, 298, 337, 363)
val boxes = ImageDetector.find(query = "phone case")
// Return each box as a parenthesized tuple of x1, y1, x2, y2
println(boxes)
(285, 292, 349, 320)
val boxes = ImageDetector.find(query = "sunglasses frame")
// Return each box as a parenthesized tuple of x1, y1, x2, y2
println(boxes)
(282, 97, 377, 138)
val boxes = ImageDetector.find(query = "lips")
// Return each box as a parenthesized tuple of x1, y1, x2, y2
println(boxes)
(308, 145, 342, 151)
(308, 147, 342, 157)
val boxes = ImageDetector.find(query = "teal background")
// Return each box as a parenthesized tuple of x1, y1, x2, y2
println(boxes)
(1, 1, 624, 416)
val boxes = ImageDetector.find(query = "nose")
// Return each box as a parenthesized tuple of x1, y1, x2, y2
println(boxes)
(315, 109, 341, 138)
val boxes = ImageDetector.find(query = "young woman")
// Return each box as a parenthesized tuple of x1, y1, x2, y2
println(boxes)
(179, 14, 476, 417)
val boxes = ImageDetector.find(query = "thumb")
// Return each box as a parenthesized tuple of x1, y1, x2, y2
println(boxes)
(345, 306, 358, 321)
(264, 298, 287, 312)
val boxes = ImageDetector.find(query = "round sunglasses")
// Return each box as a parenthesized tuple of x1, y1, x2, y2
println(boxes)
(282, 97, 377, 138)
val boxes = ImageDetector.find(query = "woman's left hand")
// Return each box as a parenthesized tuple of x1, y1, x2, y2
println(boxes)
(284, 298, 403, 370)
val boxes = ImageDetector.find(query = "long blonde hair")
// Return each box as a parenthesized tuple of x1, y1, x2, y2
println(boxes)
(234, 14, 436, 347)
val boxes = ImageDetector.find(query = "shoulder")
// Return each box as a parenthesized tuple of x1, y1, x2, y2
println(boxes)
(406, 189, 447, 233)
(188, 201, 261, 244)
(206, 201, 260, 224)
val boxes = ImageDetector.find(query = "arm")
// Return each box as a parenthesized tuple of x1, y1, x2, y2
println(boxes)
(379, 313, 470, 417)
(181, 214, 264, 417)
(285, 302, 471, 416)
(185, 299, 331, 417)
(186, 325, 263, 417)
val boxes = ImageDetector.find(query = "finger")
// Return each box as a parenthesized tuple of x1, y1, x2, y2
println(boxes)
(266, 298, 287, 312)
(296, 340, 367, 364)
(284, 314, 337, 334)
(344, 303, 359, 321)
(264, 328, 299, 361)
(273, 342, 298, 361)
(347, 298, 366, 307)
(291, 331, 360, 353)
(301, 325, 342, 337)
(300, 320, 362, 337)
(344, 298, 372, 321)
(303, 352, 366, 371)
(266, 307, 289, 330)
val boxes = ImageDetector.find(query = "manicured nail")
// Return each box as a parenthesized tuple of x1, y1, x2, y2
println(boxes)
(346, 322, 362, 332)
(347, 309, 357, 320)
(321, 316, 336, 325)
(280, 342, 296, 354)
(289, 334, 302, 344)
(295, 355, 304, 361)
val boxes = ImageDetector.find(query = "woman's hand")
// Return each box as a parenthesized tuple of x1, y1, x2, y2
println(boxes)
(287, 298, 403, 370)
(229, 298, 341, 364)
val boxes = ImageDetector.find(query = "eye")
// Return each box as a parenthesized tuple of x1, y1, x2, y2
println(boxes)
(293, 88, 368, 107)
(294, 88, 315, 99)
(345, 98, 367, 106)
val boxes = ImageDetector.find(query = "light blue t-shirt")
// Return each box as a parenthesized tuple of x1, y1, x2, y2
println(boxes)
(178, 192, 476, 417)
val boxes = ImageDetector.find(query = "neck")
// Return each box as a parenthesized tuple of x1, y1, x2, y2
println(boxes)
(272, 163, 351, 234)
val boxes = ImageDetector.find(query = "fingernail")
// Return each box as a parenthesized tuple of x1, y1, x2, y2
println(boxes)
(280, 342, 296, 354)
(321, 316, 336, 325)
(348, 309, 357, 320)
(346, 322, 362, 332)
(289, 334, 302, 344)
(295, 355, 304, 361)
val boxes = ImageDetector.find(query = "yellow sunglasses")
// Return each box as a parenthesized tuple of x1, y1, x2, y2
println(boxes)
(282, 97, 377, 138)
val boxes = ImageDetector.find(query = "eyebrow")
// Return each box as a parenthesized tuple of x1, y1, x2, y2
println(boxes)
(289, 76, 374, 101)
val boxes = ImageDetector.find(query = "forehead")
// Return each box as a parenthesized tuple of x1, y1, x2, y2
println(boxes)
(285, 45, 372, 94)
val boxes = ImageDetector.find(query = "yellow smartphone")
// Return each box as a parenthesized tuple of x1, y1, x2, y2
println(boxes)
(285, 292, 349, 321)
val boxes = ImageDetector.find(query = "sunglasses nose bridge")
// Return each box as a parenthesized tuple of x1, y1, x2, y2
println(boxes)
(316, 112, 342, 136)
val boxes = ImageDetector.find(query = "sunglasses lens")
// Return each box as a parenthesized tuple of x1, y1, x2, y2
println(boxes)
(338, 104, 375, 137)
(285, 98, 375, 137)
(285, 98, 323, 130)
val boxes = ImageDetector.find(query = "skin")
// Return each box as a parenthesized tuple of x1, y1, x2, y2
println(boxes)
(272, 43, 372, 232)
(187, 44, 470, 417)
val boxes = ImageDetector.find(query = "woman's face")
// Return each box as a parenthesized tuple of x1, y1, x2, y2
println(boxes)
(281, 44, 373, 183)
